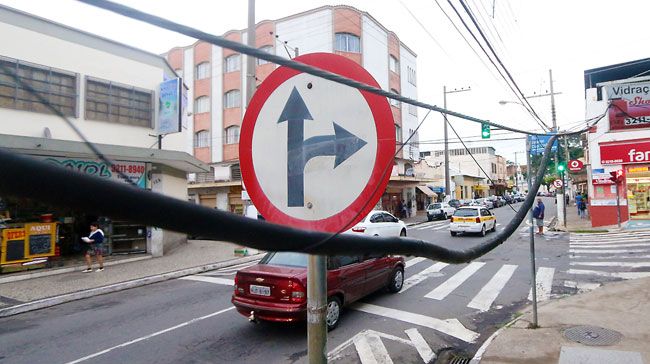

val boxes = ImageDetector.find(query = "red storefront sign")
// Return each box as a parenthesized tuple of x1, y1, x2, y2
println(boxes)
(600, 140, 650, 165)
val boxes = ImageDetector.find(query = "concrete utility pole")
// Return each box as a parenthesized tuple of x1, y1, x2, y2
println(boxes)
(549, 69, 558, 173)
(443, 86, 471, 201)
(245, 0, 256, 105)
(526, 138, 539, 327)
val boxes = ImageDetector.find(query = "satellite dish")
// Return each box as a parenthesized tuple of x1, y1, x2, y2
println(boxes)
(43, 127, 52, 139)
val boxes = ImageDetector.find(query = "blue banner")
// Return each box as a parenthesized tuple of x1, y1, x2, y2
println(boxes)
(528, 134, 558, 155)
(158, 78, 181, 134)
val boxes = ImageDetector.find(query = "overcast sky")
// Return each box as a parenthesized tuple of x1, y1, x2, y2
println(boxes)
(3, 0, 649, 162)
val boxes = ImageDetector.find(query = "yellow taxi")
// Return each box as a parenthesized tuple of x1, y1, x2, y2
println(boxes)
(449, 206, 496, 237)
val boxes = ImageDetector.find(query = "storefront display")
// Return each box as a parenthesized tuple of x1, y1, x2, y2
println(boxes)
(626, 165, 650, 219)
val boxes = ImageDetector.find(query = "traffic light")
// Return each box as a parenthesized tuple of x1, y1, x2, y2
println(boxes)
(609, 169, 624, 183)
(557, 163, 566, 173)
(481, 123, 490, 139)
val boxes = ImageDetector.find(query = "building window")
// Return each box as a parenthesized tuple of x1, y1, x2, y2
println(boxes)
(225, 125, 240, 144)
(224, 54, 241, 73)
(194, 96, 210, 113)
(224, 90, 241, 108)
(0, 56, 78, 117)
(335, 33, 361, 53)
(85, 77, 153, 127)
(395, 124, 402, 143)
(389, 55, 399, 73)
(195, 62, 210, 80)
(257, 46, 273, 65)
(408, 103, 417, 116)
(194, 130, 210, 148)
(390, 88, 400, 107)
(407, 66, 416, 86)
(491, 163, 497, 173)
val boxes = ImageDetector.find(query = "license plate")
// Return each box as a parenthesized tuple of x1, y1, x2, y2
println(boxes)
(249, 284, 270, 296)
(457, 224, 469, 228)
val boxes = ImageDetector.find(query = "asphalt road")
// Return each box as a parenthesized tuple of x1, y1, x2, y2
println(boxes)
(0, 198, 590, 364)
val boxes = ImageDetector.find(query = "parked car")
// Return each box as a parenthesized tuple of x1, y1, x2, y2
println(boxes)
(475, 198, 494, 209)
(460, 199, 473, 207)
(450, 206, 497, 237)
(231, 252, 405, 330)
(503, 194, 514, 204)
(345, 210, 407, 237)
(496, 196, 506, 207)
(487, 195, 502, 208)
(426, 202, 456, 221)
(448, 199, 461, 208)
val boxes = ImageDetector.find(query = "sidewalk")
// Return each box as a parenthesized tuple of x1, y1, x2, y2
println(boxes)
(476, 276, 650, 363)
(0, 240, 263, 317)
(403, 210, 428, 226)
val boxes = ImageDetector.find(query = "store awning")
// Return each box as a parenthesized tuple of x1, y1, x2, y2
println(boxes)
(416, 185, 436, 197)
(0, 134, 210, 173)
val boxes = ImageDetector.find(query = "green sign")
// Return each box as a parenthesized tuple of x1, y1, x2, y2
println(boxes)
(481, 123, 490, 139)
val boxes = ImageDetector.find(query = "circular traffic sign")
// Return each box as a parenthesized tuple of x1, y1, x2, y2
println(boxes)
(553, 179, 564, 188)
(240, 53, 395, 232)
(568, 159, 584, 172)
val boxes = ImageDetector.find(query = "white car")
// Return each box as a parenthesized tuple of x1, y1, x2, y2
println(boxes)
(346, 210, 407, 237)
(450, 206, 497, 237)
(426, 203, 455, 221)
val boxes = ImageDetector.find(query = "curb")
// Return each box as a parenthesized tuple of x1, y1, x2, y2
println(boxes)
(0, 255, 153, 284)
(406, 220, 429, 227)
(0, 254, 263, 318)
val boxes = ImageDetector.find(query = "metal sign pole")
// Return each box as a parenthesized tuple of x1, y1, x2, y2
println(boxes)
(616, 182, 621, 228)
(526, 139, 539, 327)
(307, 255, 328, 364)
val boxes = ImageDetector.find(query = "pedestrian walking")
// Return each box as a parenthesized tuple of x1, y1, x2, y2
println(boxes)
(578, 199, 587, 218)
(575, 193, 583, 214)
(532, 198, 545, 235)
(398, 200, 406, 219)
(82, 222, 105, 272)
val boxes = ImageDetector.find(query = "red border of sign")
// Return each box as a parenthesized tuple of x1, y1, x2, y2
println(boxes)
(240, 53, 395, 232)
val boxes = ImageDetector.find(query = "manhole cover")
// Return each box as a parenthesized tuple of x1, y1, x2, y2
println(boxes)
(563, 326, 622, 346)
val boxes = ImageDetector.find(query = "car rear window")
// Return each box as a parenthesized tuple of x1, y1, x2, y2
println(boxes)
(454, 209, 479, 217)
(260, 252, 308, 267)
(429, 203, 441, 209)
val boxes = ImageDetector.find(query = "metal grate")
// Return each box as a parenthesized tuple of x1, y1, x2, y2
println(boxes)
(563, 326, 622, 346)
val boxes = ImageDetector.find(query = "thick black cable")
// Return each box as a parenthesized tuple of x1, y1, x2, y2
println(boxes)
(458, 0, 550, 131)
(0, 135, 556, 262)
(77, 0, 563, 137)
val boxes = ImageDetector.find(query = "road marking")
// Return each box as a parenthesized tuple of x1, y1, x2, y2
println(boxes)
(567, 269, 650, 279)
(571, 254, 650, 259)
(64, 307, 235, 364)
(528, 267, 554, 302)
(564, 280, 601, 293)
(354, 332, 393, 364)
(569, 243, 650, 249)
(179, 275, 234, 286)
(400, 262, 449, 293)
(570, 248, 650, 254)
(352, 303, 479, 343)
(467, 264, 517, 312)
(570, 237, 650, 243)
(432, 225, 448, 231)
(414, 221, 448, 230)
(405, 257, 427, 268)
(425, 262, 486, 300)
(571, 232, 650, 239)
(405, 328, 436, 363)
(570, 261, 650, 268)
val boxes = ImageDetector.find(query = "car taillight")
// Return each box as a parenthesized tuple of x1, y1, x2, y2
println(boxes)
(288, 280, 306, 303)
(475, 217, 481, 223)
(351, 226, 366, 233)
(234, 274, 244, 295)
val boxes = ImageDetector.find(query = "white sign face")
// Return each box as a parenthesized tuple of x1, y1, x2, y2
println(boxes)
(251, 73, 377, 220)
(553, 179, 563, 188)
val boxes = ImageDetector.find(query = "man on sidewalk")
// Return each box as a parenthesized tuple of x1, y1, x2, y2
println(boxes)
(82, 222, 105, 272)
(533, 198, 545, 235)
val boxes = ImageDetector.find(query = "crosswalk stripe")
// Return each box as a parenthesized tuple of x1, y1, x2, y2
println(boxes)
(352, 303, 480, 343)
(425, 262, 486, 300)
(572, 232, 650, 238)
(353, 332, 393, 364)
(569, 243, 650, 248)
(570, 261, 650, 268)
(432, 225, 448, 231)
(571, 254, 650, 259)
(405, 257, 427, 268)
(570, 248, 650, 254)
(405, 329, 436, 363)
(570, 237, 650, 244)
(414, 221, 448, 230)
(467, 264, 517, 312)
(179, 275, 234, 285)
(400, 262, 449, 293)
(528, 267, 554, 302)
(568, 269, 650, 279)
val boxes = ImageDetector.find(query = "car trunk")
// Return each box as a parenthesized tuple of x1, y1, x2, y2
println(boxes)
(235, 264, 307, 303)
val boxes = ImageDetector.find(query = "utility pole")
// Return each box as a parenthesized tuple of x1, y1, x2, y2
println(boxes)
(526, 138, 539, 327)
(245, 0, 256, 105)
(549, 69, 558, 173)
(443, 86, 471, 201)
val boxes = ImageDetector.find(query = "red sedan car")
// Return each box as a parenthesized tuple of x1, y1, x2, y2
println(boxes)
(232, 252, 405, 330)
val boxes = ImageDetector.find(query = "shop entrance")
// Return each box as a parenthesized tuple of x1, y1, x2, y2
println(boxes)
(626, 165, 650, 220)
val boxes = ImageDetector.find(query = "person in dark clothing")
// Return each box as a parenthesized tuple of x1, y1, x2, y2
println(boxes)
(82, 222, 104, 272)
(532, 198, 545, 235)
